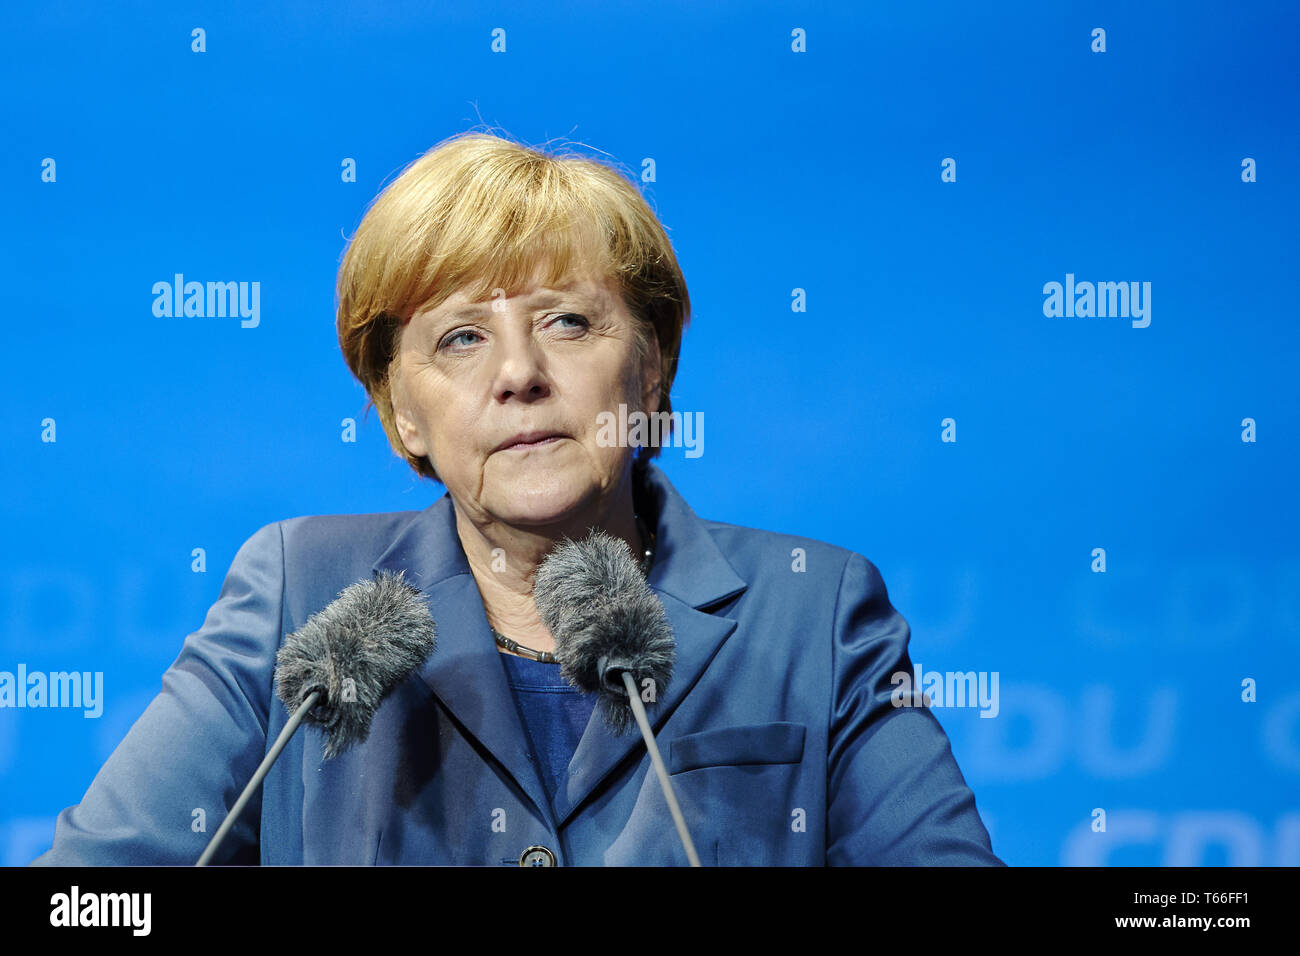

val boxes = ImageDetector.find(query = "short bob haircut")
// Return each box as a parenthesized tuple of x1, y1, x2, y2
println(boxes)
(336, 130, 691, 484)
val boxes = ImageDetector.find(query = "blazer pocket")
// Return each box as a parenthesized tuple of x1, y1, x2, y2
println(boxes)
(668, 721, 806, 775)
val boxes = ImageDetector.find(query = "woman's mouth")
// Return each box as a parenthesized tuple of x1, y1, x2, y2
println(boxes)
(496, 431, 567, 452)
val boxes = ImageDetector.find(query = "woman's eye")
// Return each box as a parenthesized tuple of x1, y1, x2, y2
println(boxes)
(554, 313, 589, 330)
(440, 329, 482, 350)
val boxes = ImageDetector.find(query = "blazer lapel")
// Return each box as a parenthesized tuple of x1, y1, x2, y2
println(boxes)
(551, 464, 748, 827)
(371, 494, 556, 828)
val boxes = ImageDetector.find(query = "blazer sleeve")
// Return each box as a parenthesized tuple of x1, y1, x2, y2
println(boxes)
(29, 521, 285, 866)
(826, 552, 1004, 865)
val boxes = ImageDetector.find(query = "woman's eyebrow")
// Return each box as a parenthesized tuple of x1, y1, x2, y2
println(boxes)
(436, 290, 600, 321)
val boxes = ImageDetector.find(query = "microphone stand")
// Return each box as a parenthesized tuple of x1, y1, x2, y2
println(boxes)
(620, 671, 701, 867)
(196, 690, 321, 866)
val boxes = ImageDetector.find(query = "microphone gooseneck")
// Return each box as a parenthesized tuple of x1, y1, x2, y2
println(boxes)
(534, 529, 701, 866)
(196, 570, 436, 866)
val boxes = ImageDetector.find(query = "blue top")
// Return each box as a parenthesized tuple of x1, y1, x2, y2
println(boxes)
(498, 651, 597, 813)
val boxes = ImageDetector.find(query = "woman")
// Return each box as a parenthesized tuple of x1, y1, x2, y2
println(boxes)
(32, 131, 1002, 866)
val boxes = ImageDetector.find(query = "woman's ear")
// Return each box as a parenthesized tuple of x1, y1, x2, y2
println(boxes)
(640, 342, 663, 415)
(390, 369, 430, 459)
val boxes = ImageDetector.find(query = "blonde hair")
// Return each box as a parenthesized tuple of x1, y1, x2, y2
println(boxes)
(336, 129, 690, 483)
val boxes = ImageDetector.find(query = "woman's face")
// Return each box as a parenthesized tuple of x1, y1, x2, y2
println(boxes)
(391, 270, 660, 530)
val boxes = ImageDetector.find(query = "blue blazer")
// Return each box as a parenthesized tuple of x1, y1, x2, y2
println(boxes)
(32, 463, 1002, 866)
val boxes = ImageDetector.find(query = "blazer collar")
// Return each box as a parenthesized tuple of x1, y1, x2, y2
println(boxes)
(371, 462, 748, 833)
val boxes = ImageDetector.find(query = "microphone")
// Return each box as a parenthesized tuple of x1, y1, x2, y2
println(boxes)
(533, 529, 674, 735)
(274, 569, 438, 759)
(533, 529, 701, 866)
(196, 569, 436, 866)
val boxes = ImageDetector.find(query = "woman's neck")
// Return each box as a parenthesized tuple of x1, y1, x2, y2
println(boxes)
(453, 466, 643, 656)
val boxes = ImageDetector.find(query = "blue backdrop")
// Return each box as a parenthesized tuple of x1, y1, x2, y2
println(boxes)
(3, 0, 1297, 866)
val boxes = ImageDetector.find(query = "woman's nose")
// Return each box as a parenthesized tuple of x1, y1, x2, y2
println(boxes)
(493, 326, 551, 402)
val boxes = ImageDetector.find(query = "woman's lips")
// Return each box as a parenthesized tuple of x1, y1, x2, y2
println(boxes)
(497, 433, 566, 452)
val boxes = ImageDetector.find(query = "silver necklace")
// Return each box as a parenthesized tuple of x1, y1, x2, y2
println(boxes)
(492, 513, 656, 663)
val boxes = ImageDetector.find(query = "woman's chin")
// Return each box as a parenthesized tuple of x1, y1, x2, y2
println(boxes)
(482, 475, 598, 528)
